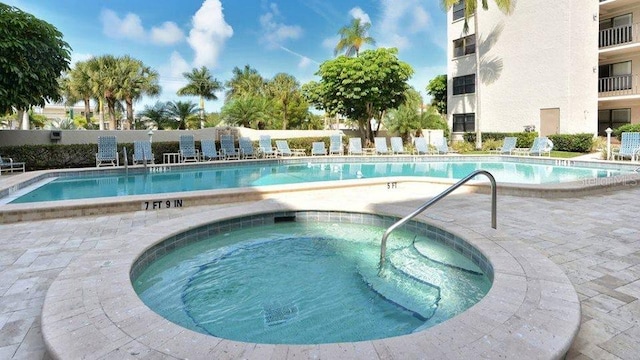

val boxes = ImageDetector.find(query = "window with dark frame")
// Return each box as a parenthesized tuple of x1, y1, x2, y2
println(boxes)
(597, 108, 631, 136)
(453, 113, 475, 133)
(453, 34, 476, 57)
(453, 1, 465, 21)
(453, 74, 475, 95)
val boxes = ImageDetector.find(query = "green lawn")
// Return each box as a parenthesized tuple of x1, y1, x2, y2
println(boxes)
(464, 150, 590, 158)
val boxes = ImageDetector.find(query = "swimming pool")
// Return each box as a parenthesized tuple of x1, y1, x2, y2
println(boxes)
(132, 211, 492, 344)
(6, 158, 634, 204)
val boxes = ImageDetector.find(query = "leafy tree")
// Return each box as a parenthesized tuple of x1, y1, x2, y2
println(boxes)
(304, 48, 414, 142)
(0, 4, 71, 117)
(204, 112, 222, 128)
(426, 74, 447, 115)
(266, 73, 302, 130)
(441, 0, 512, 148)
(221, 95, 271, 129)
(167, 101, 199, 130)
(225, 65, 265, 101)
(334, 18, 376, 57)
(177, 66, 223, 129)
(383, 88, 424, 143)
(137, 101, 170, 130)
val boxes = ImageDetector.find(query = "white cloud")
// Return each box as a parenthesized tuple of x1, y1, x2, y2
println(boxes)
(150, 22, 184, 45)
(349, 7, 371, 25)
(100, 9, 145, 41)
(259, 3, 303, 48)
(298, 57, 312, 69)
(376, 0, 432, 50)
(70, 53, 94, 66)
(187, 0, 233, 68)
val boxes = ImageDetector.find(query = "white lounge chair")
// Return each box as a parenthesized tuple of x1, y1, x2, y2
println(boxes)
(492, 137, 517, 155)
(390, 137, 409, 155)
(220, 134, 240, 160)
(528, 137, 553, 157)
(201, 139, 222, 161)
(374, 137, 392, 155)
(239, 137, 257, 159)
(413, 137, 430, 155)
(329, 134, 344, 155)
(96, 136, 119, 167)
(311, 142, 327, 156)
(179, 135, 199, 162)
(612, 132, 640, 161)
(276, 140, 306, 157)
(259, 135, 278, 158)
(434, 138, 452, 155)
(133, 140, 154, 165)
(348, 137, 364, 155)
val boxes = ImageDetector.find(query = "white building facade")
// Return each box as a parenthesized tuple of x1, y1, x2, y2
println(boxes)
(447, 1, 607, 140)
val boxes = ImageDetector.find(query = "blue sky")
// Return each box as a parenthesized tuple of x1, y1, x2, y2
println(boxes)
(5, 0, 448, 113)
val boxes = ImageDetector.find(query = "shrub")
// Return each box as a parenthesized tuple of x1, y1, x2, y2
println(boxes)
(464, 132, 538, 148)
(613, 124, 640, 139)
(547, 133, 593, 153)
(451, 141, 474, 153)
(481, 138, 502, 151)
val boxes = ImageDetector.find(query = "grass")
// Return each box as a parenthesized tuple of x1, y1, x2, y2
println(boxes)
(464, 150, 591, 158)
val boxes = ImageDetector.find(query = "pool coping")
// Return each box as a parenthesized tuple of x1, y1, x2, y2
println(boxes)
(1, 155, 639, 224)
(40, 200, 581, 359)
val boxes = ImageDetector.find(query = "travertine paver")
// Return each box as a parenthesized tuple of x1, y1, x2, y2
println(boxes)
(0, 182, 639, 359)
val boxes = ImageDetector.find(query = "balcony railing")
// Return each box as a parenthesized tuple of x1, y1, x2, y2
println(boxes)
(599, 23, 638, 48)
(599, 74, 640, 97)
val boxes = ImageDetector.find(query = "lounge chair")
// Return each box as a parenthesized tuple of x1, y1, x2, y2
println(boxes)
(390, 137, 409, 155)
(329, 134, 344, 155)
(0, 155, 25, 174)
(528, 137, 553, 157)
(311, 142, 327, 156)
(612, 132, 640, 161)
(201, 139, 222, 161)
(374, 137, 392, 155)
(239, 137, 257, 159)
(220, 134, 240, 160)
(492, 137, 517, 155)
(96, 136, 119, 167)
(276, 140, 306, 157)
(348, 137, 364, 155)
(434, 138, 452, 155)
(259, 135, 278, 158)
(133, 140, 154, 165)
(179, 135, 199, 162)
(413, 137, 430, 155)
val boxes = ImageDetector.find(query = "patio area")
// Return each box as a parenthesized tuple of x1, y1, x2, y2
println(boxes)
(0, 177, 639, 359)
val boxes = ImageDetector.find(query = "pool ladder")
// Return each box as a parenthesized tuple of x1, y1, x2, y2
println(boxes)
(379, 170, 497, 271)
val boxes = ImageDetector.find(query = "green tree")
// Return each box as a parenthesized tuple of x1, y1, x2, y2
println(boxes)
(61, 60, 94, 123)
(137, 101, 170, 130)
(426, 74, 447, 115)
(442, 0, 512, 148)
(221, 95, 271, 129)
(167, 101, 199, 130)
(304, 48, 414, 142)
(0, 4, 71, 122)
(224, 65, 265, 101)
(115, 56, 161, 130)
(266, 73, 302, 130)
(384, 88, 424, 143)
(177, 66, 223, 129)
(334, 18, 376, 57)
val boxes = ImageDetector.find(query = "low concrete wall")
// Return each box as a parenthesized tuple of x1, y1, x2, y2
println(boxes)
(0, 127, 347, 146)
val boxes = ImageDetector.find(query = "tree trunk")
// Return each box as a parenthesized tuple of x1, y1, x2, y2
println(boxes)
(21, 109, 29, 130)
(84, 98, 91, 122)
(126, 97, 134, 130)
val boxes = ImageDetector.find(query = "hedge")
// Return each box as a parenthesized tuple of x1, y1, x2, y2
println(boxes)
(613, 124, 640, 139)
(547, 133, 593, 153)
(463, 132, 539, 148)
(0, 138, 339, 171)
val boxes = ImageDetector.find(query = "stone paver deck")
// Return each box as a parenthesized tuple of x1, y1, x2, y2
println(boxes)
(1, 179, 639, 359)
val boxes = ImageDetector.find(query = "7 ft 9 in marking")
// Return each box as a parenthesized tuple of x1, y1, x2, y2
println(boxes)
(143, 199, 183, 210)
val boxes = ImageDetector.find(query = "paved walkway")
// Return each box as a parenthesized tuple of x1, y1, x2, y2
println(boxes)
(1, 182, 640, 359)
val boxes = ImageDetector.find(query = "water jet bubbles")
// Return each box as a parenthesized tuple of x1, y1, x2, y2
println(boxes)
(356, 171, 363, 178)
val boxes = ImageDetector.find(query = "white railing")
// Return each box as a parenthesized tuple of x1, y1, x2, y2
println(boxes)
(599, 74, 640, 97)
(599, 23, 638, 48)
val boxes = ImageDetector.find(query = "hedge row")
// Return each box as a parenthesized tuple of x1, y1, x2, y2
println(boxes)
(0, 138, 336, 171)
(463, 132, 593, 152)
(463, 132, 539, 148)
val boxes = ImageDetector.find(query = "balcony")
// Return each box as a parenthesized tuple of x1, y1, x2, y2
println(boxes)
(599, 24, 637, 48)
(598, 74, 640, 99)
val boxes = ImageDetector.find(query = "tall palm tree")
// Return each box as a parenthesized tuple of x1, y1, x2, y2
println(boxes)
(167, 100, 199, 130)
(334, 18, 376, 57)
(225, 65, 266, 101)
(61, 60, 93, 123)
(86, 55, 120, 130)
(221, 95, 270, 129)
(115, 56, 161, 130)
(442, 0, 511, 149)
(266, 73, 300, 130)
(177, 66, 223, 129)
(138, 101, 170, 130)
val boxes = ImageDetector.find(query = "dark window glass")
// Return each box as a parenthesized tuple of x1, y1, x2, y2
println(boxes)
(453, 34, 475, 57)
(453, 1, 465, 21)
(597, 108, 630, 135)
(453, 113, 475, 132)
(453, 74, 475, 95)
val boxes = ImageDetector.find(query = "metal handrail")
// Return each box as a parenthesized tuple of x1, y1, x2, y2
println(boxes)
(123, 147, 128, 175)
(378, 170, 497, 270)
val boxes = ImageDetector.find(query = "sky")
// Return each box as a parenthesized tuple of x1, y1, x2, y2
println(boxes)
(4, 0, 448, 113)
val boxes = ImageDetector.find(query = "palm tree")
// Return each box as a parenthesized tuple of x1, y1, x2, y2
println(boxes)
(177, 66, 223, 129)
(221, 95, 270, 129)
(266, 73, 300, 130)
(167, 100, 199, 130)
(441, 0, 512, 149)
(86, 55, 119, 130)
(115, 56, 161, 130)
(138, 101, 170, 129)
(61, 60, 93, 123)
(334, 18, 376, 57)
(225, 65, 266, 101)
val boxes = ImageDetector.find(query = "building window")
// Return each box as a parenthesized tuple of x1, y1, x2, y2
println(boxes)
(453, 113, 475, 132)
(453, 74, 475, 95)
(599, 61, 632, 92)
(598, 109, 631, 136)
(453, 34, 475, 57)
(599, 13, 632, 47)
(452, 1, 465, 21)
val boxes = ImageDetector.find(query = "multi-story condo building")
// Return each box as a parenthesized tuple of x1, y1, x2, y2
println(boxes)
(446, 1, 638, 141)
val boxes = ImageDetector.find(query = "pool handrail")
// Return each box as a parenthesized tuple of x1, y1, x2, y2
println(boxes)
(378, 169, 497, 270)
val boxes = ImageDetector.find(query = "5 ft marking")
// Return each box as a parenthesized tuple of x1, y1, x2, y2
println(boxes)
(387, 182, 397, 189)
(143, 199, 183, 210)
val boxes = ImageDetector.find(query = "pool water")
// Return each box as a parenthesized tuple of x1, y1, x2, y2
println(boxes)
(9, 160, 630, 203)
(133, 221, 491, 344)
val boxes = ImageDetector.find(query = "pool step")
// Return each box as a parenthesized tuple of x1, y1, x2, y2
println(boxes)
(357, 261, 440, 321)
(412, 240, 483, 275)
